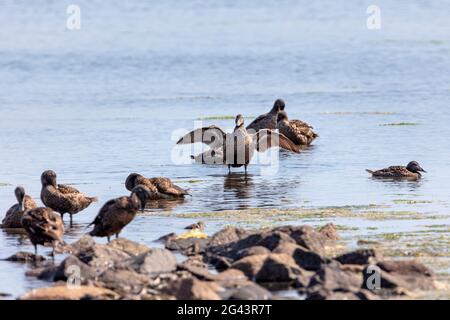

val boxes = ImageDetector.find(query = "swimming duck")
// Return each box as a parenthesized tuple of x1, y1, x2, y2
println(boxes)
(125, 173, 189, 200)
(21, 207, 64, 256)
(276, 111, 318, 146)
(1, 186, 37, 228)
(40, 170, 97, 226)
(88, 185, 151, 242)
(366, 161, 426, 180)
(177, 114, 300, 173)
(246, 99, 285, 132)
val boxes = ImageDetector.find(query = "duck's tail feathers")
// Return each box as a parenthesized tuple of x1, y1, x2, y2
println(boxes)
(366, 169, 374, 174)
(89, 197, 99, 203)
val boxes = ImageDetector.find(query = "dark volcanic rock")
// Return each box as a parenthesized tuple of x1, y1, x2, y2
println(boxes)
(174, 278, 222, 300)
(273, 242, 324, 271)
(52, 255, 98, 283)
(228, 282, 272, 300)
(336, 249, 381, 265)
(231, 253, 304, 283)
(97, 269, 150, 295)
(272, 225, 327, 254)
(318, 223, 341, 241)
(235, 246, 271, 260)
(308, 261, 363, 293)
(165, 236, 209, 255)
(127, 248, 177, 276)
(363, 260, 435, 292)
(6, 251, 46, 262)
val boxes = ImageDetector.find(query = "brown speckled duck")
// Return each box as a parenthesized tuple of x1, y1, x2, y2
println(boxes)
(40, 170, 97, 226)
(177, 114, 300, 173)
(88, 185, 151, 242)
(125, 173, 189, 200)
(366, 161, 426, 180)
(246, 99, 285, 132)
(1, 186, 37, 228)
(21, 207, 64, 256)
(184, 221, 205, 231)
(276, 111, 318, 146)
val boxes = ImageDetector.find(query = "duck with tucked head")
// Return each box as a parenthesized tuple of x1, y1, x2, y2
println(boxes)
(276, 111, 318, 146)
(246, 99, 285, 132)
(21, 207, 64, 256)
(366, 161, 426, 180)
(177, 114, 300, 174)
(2, 186, 37, 228)
(88, 185, 151, 242)
(125, 173, 189, 200)
(40, 170, 98, 226)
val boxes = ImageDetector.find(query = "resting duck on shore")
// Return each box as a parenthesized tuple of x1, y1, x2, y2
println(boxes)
(366, 161, 426, 180)
(21, 207, 64, 256)
(1, 186, 37, 228)
(177, 114, 300, 173)
(40, 170, 97, 226)
(276, 111, 318, 146)
(125, 173, 189, 200)
(246, 99, 285, 132)
(88, 185, 151, 242)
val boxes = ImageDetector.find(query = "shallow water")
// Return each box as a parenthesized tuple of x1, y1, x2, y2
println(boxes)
(1, 0, 450, 298)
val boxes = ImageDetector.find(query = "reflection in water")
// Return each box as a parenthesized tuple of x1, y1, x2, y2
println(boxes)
(1, 228, 29, 246)
(370, 177, 424, 192)
(224, 173, 254, 209)
(146, 198, 186, 212)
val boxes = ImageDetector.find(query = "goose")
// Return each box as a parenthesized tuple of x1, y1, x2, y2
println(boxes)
(276, 111, 318, 146)
(177, 114, 300, 173)
(125, 173, 189, 200)
(366, 161, 426, 180)
(246, 99, 285, 132)
(88, 185, 151, 242)
(40, 170, 97, 226)
(21, 207, 64, 256)
(2, 186, 37, 228)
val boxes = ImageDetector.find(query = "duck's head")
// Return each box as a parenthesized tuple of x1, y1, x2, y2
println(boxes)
(271, 99, 285, 113)
(131, 184, 151, 212)
(41, 170, 57, 187)
(14, 186, 26, 210)
(235, 114, 245, 127)
(277, 111, 289, 123)
(406, 161, 426, 174)
(125, 173, 143, 191)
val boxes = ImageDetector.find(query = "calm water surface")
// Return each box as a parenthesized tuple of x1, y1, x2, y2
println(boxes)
(0, 0, 449, 297)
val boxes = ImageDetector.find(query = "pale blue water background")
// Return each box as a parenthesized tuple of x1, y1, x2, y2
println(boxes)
(0, 0, 449, 298)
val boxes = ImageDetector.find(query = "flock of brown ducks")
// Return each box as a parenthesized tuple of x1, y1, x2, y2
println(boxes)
(1, 99, 426, 256)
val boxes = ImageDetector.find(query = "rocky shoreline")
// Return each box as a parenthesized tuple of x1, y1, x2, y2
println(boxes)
(7, 223, 439, 300)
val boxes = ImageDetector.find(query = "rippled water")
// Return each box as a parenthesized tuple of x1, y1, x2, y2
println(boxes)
(1, 0, 450, 298)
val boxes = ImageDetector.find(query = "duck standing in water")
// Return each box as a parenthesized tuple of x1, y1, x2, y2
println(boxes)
(40, 170, 97, 226)
(177, 114, 300, 173)
(246, 99, 285, 132)
(1, 186, 37, 228)
(125, 173, 189, 200)
(88, 185, 151, 242)
(21, 207, 64, 256)
(276, 111, 318, 146)
(366, 161, 426, 180)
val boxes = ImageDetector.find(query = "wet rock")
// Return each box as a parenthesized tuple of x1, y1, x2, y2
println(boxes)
(179, 256, 216, 281)
(174, 278, 222, 300)
(6, 251, 46, 262)
(273, 242, 324, 271)
(126, 248, 177, 276)
(235, 246, 271, 260)
(318, 223, 341, 241)
(97, 269, 150, 296)
(19, 284, 118, 300)
(272, 225, 327, 254)
(208, 227, 252, 249)
(108, 238, 150, 256)
(363, 260, 435, 292)
(214, 269, 248, 286)
(228, 282, 272, 300)
(308, 261, 363, 293)
(306, 288, 378, 300)
(232, 253, 304, 283)
(52, 255, 98, 283)
(336, 249, 381, 265)
(165, 236, 209, 255)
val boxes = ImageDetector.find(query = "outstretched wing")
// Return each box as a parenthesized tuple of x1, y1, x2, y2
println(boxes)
(176, 126, 226, 146)
(253, 129, 300, 153)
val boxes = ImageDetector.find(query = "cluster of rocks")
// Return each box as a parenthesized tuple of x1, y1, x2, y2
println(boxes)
(11, 223, 436, 300)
